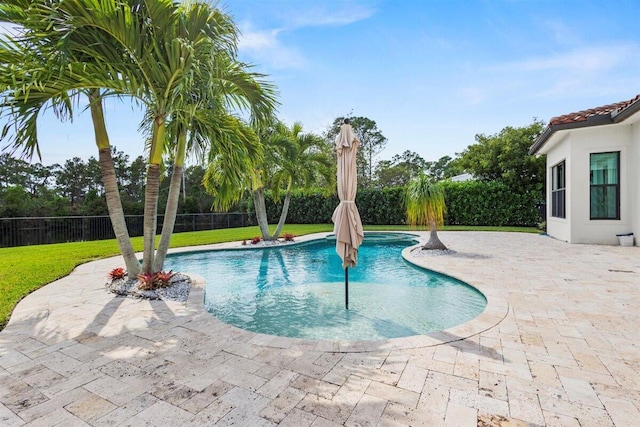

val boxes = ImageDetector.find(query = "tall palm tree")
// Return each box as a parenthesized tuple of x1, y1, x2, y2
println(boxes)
(205, 120, 334, 242)
(1, 0, 277, 274)
(203, 118, 277, 241)
(405, 174, 448, 250)
(152, 17, 276, 271)
(202, 120, 266, 232)
(0, 1, 142, 274)
(37, 0, 238, 272)
(267, 121, 334, 239)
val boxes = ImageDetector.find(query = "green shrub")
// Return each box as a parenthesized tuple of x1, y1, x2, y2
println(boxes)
(252, 182, 540, 227)
(440, 180, 540, 226)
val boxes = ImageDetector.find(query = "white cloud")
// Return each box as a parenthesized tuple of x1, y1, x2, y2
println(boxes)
(236, 2, 376, 70)
(500, 44, 639, 74)
(237, 23, 306, 69)
(238, 24, 280, 51)
(540, 19, 580, 45)
(288, 3, 377, 28)
(478, 44, 640, 99)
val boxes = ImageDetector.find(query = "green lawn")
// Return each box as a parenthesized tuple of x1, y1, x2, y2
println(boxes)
(0, 224, 537, 330)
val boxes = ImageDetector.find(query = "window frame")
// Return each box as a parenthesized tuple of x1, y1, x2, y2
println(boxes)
(551, 160, 566, 219)
(589, 151, 620, 220)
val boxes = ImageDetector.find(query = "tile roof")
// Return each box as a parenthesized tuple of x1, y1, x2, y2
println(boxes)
(550, 93, 640, 125)
(530, 93, 640, 155)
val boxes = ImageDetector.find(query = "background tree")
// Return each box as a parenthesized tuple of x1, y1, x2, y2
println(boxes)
(405, 174, 447, 250)
(0, 153, 28, 189)
(426, 155, 463, 181)
(374, 150, 427, 188)
(181, 165, 214, 213)
(326, 116, 387, 188)
(122, 155, 146, 215)
(54, 157, 91, 210)
(0, 154, 68, 217)
(456, 120, 546, 196)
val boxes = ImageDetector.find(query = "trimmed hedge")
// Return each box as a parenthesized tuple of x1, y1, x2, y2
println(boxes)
(440, 180, 540, 226)
(257, 181, 540, 227)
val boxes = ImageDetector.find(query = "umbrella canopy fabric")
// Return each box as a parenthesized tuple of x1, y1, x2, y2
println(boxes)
(331, 123, 364, 269)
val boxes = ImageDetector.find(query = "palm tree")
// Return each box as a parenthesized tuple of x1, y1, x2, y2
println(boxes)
(267, 121, 334, 239)
(152, 19, 276, 271)
(202, 118, 278, 241)
(35, 0, 240, 272)
(405, 174, 447, 250)
(0, 1, 142, 274)
(202, 122, 268, 235)
(2, 1, 277, 275)
(154, 111, 266, 271)
(205, 120, 334, 242)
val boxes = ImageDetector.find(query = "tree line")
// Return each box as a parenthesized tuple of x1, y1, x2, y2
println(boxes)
(0, 118, 546, 219)
(0, 150, 218, 217)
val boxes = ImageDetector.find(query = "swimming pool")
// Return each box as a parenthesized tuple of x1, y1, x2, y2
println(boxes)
(163, 233, 487, 340)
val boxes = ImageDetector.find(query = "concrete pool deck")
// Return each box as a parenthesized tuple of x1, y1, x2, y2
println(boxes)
(0, 231, 639, 426)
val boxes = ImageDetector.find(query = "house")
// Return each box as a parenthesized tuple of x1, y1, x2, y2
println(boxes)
(448, 172, 474, 182)
(529, 93, 640, 245)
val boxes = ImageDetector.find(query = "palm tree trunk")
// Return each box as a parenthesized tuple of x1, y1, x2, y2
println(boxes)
(142, 115, 167, 272)
(153, 163, 182, 271)
(98, 148, 141, 275)
(89, 90, 140, 275)
(153, 129, 186, 272)
(252, 187, 272, 240)
(272, 180, 292, 240)
(142, 163, 160, 272)
(422, 218, 447, 250)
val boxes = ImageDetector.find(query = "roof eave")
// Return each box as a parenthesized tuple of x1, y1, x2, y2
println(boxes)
(529, 115, 614, 155)
(612, 99, 640, 122)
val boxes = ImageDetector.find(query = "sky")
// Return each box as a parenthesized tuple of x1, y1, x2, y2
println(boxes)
(3, 0, 640, 166)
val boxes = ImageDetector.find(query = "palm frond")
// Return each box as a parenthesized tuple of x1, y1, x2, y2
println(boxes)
(405, 174, 446, 227)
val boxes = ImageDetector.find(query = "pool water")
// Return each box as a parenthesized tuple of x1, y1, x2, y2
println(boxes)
(164, 234, 487, 340)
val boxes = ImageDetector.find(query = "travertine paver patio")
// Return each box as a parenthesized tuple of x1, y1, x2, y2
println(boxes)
(1, 231, 639, 426)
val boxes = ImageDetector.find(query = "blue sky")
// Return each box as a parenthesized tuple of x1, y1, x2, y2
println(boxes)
(5, 0, 640, 166)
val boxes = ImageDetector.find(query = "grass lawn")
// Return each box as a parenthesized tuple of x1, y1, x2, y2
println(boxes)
(0, 224, 538, 330)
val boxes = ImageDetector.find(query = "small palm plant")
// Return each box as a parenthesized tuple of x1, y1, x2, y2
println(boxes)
(405, 174, 447, 250)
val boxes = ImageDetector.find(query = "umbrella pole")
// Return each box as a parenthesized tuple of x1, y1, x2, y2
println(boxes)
(345, 266, 349, 310)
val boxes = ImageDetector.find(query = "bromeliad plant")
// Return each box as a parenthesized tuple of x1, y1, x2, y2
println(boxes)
(282, 233, 296, 241)
(136, 270, 176, 291)
(108, 267, 126, 281)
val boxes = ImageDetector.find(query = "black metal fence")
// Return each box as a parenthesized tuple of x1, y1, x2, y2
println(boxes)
(0, 212, 255, 248)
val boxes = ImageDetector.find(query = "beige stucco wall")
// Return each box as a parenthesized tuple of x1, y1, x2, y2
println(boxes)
(544, 134, 571, 243)
(568, 125, 632, 244)
(631, 122, 640, 241)
(542, 121, 637, 245)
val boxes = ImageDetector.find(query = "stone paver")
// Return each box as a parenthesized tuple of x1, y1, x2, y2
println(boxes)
(1, 231, 639, 425)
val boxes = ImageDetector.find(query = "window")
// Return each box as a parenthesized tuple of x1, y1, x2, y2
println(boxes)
(551, 161, 565, 218)
(590, 152, 620, 220)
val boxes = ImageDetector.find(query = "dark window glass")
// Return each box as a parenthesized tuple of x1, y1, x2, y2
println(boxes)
(590, 152, 619, 220)
(551, 161, 565, 218)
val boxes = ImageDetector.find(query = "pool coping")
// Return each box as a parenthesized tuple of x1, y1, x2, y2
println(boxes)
(177, 231, 507, 353)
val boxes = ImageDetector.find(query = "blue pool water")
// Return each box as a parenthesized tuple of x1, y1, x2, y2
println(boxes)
(164, 233, 486, 340)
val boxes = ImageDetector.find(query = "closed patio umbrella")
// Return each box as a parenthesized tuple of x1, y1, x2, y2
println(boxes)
(331, 119, 364, 309)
